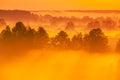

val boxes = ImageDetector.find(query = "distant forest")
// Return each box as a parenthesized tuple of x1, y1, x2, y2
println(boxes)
(0, 10, 120, 56)
(0, 10, 120, 30)
(0, 10, 39, 22)
(1, 22, 120, 55)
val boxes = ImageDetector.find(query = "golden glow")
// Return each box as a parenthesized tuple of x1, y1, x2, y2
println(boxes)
(0, 0, 120, 10)
(1, 0, 120, 80)
(1, 50, 119, 80)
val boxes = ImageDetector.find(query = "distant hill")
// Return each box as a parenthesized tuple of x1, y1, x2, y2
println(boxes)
(31, 10, 120, 13)
(64, 10, 120, 13)
(0, 10, 39, 23)
(0, 10, 120, 30)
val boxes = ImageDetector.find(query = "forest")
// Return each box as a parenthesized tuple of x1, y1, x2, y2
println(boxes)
(0, 21, 120, 56)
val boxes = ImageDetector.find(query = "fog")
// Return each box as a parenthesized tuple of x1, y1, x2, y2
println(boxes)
(1, 10, 120, 80)
(0, 50, 120, 80)
(32, 11, 120, 18)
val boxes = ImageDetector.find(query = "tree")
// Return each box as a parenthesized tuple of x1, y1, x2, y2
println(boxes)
(87, 21, 101, 29)
(25, 27, 36, 48)
(26, 27, 35, 38)
(11, 22, 28, 50)
(0, 26, 13, 53)
(12, 22, 27, 38)
(0, 26, 12, 41)
(65, 21, 75, 31)
(34, 27, 49, 48)
(83, 28, 108, 52)
(102, 17, 116, 30)
(51, 31, 70, 49)
(71, 33, 83, 50)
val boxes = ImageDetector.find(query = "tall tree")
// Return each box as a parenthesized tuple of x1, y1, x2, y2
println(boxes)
(71, 33, 83, 50)
(0, 26, 12, 41)
(65, 21, 75, 31)
(51, 31, 70, 49)
(0, 26, 13, 52)
(11, 22, 28, 50)
(12, 22, 27, 38)
(26, 27, 35, 38)
(34, 27, 49, 48)
(25, 27, 36, 48)
(83, 28, 108, 52)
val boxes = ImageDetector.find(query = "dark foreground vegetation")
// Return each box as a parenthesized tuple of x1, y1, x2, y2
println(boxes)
(0, 22, 120, 56)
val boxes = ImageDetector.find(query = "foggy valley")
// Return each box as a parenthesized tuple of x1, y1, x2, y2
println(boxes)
(0, 10, 120, 80)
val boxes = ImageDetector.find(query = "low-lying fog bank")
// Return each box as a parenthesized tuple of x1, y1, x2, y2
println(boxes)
(0, 50, 120, 80)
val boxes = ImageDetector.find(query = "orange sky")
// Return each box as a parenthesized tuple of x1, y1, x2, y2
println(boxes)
(0, 0, 120, 10)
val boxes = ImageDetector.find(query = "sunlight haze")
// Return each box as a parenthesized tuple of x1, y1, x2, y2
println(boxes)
(1, 0, 120, 80)
(0, 0, 119, 10)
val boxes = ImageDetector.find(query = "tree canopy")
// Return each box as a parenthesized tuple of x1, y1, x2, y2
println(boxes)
(83, 28, 108, 52)
(0, 22, 113, 54)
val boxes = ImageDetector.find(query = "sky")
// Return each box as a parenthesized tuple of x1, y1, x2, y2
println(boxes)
(0, 0, 120, 10)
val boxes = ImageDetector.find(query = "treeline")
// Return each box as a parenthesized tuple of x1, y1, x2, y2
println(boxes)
(0, 22, 120, 54)
(0, 10, 39, 22)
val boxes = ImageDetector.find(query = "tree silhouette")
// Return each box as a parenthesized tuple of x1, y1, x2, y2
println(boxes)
(71, 33, 83, 50)
(65, 21, 75, 31)
(0, 26, 12, 41)
(26, 27, 35, 38)
(87, 21, 101, 29)
(83, 28, 108, 52)
(11, 22, 28, 51)
(34, 27, 49, 48)
(25, 27, 36, 48)
(0, 21, 112, 53)
(12, 22, 27, 38)
(0, 26, 13, 52)
(102, 17, 116, 30)
(51, 31, 70, 49)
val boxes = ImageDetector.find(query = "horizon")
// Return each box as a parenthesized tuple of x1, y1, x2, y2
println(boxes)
(2, 9, 120, 10)
(1, 9, 120, 11)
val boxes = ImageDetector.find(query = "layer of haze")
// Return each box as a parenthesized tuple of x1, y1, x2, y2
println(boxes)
(1, 50, 120, 80)
(0, 0, 120, 10)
